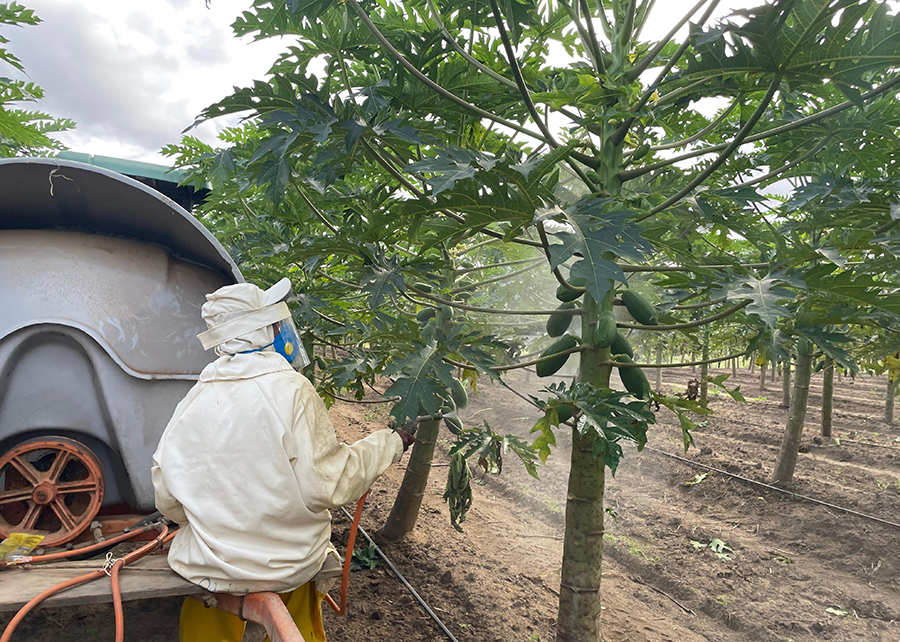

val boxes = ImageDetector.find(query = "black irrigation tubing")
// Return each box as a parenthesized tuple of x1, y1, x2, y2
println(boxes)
(706, 416, 900, 452)
(340, 507, 460, 642)
(643, 446, 900, 531)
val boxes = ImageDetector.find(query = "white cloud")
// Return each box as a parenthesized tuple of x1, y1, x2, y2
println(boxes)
(7, 0, 286, 163)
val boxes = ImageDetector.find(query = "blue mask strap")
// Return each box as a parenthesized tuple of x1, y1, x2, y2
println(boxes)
(238, 341, 275, 354)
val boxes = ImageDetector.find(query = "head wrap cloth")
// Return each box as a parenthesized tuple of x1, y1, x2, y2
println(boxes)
(196, 280, 292, 357)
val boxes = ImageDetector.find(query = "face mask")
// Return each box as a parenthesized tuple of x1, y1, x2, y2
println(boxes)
(273, 316, 310, 371)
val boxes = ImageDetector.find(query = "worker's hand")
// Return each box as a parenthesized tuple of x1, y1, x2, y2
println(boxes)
(397, 429, 415, 452)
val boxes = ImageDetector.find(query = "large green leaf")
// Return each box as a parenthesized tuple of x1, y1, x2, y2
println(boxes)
(727, 274, 796, 328)
(548, 199, 652, 302)
(383, 341, 455, 423)
(794, 325, 858, 373)
(539, 382, 655, 475)
(802, 264, 900, 318)
(683, 0, 900, 92)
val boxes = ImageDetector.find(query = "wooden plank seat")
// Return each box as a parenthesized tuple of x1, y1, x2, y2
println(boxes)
(0, 553, 201, 613)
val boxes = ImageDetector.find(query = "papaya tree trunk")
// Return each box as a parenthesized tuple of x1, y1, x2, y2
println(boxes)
(886, 378, 897, 423)
(759, 362, 766, 394)
(655, 343, 662, 392)
(821, 356, 834, 438)
(556, 293, 609, 642)
(700, 329, 709, 402)
(772, 339, 813, 485)
(691, 351, 696, 373)
(732, 357, 737, 379)
(781, 357, 791, 408)
(382, 418, 440, 540)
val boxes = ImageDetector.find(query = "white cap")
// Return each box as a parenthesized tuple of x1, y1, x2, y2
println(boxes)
(264, 277, 292, 306)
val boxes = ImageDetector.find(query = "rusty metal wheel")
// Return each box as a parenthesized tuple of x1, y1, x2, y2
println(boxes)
(0, 437, 104, 547)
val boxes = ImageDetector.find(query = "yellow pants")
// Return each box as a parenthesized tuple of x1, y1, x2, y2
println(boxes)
(179, 583, 327, 642)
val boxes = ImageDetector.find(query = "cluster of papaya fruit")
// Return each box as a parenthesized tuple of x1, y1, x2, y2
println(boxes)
(537, 281, 659, 400)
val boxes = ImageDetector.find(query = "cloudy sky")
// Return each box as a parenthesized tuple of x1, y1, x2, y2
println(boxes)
(6, 0, 760, 165)
(7, 0, 284, 163)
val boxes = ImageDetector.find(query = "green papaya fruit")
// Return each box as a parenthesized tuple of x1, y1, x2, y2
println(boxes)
(616, 355, 650, 399)
(555, 404, 574, 424)
(815, 360, 825, 373)
(437, 304, 454, 324)
(632, 143, 651, 161)
(536, 335, 578, 377)
(450, 378, 468, 409)
(621, 290, 658, 325)
(546, 302, 577, 337)
(556, 278, 587, 302)
(416, 307, 436, 323)
(596, 310, 617, 348)
(610, 332, 634, 358)
(444, 413, 463, 435)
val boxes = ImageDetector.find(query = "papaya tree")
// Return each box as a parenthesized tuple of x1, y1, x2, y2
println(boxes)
(760, 150, 900, 483)
(165, 130, 540, 542)
(167, 0, 900, 639)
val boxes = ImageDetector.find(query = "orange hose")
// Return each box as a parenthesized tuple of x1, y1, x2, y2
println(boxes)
(0, 524, 154, 568)
(0, 524, 169, 642)
(324, 491, 368, 616)
(111, 560, 125, 642)
(0, 569, 107, 642)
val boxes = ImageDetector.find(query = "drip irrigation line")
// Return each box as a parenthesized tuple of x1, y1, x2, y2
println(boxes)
(840, 438, 900, 452)
(643, 446, 900, 531)
(339, 507, 459, 642)
(702, 416, 900, 452)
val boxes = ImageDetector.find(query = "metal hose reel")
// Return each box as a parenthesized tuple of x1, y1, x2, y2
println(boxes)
(0, 437, 105, 546)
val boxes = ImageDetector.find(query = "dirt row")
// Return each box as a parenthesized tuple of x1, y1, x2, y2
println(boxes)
(451, 368, 900, 642)
(663, 367, 892, 410)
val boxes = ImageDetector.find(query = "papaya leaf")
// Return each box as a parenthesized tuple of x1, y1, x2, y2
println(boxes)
(549, 200, 651, 302)
(794, 325, 858, 373)
(361, 265, 405, 308)
(530, 413, 557, 463)
(383, 341, 454, 423)
(727, 274, 796, 328)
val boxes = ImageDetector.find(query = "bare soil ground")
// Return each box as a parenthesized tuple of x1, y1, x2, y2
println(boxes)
(4, 365, 899, 641)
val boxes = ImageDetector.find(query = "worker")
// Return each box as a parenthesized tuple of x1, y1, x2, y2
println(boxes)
(152, 278, 414, 642)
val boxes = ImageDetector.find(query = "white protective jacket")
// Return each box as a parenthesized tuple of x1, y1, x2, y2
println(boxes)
(152, 351, 403, 594)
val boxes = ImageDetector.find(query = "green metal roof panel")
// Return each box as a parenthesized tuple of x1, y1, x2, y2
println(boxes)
(56, 151, 189, 185)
